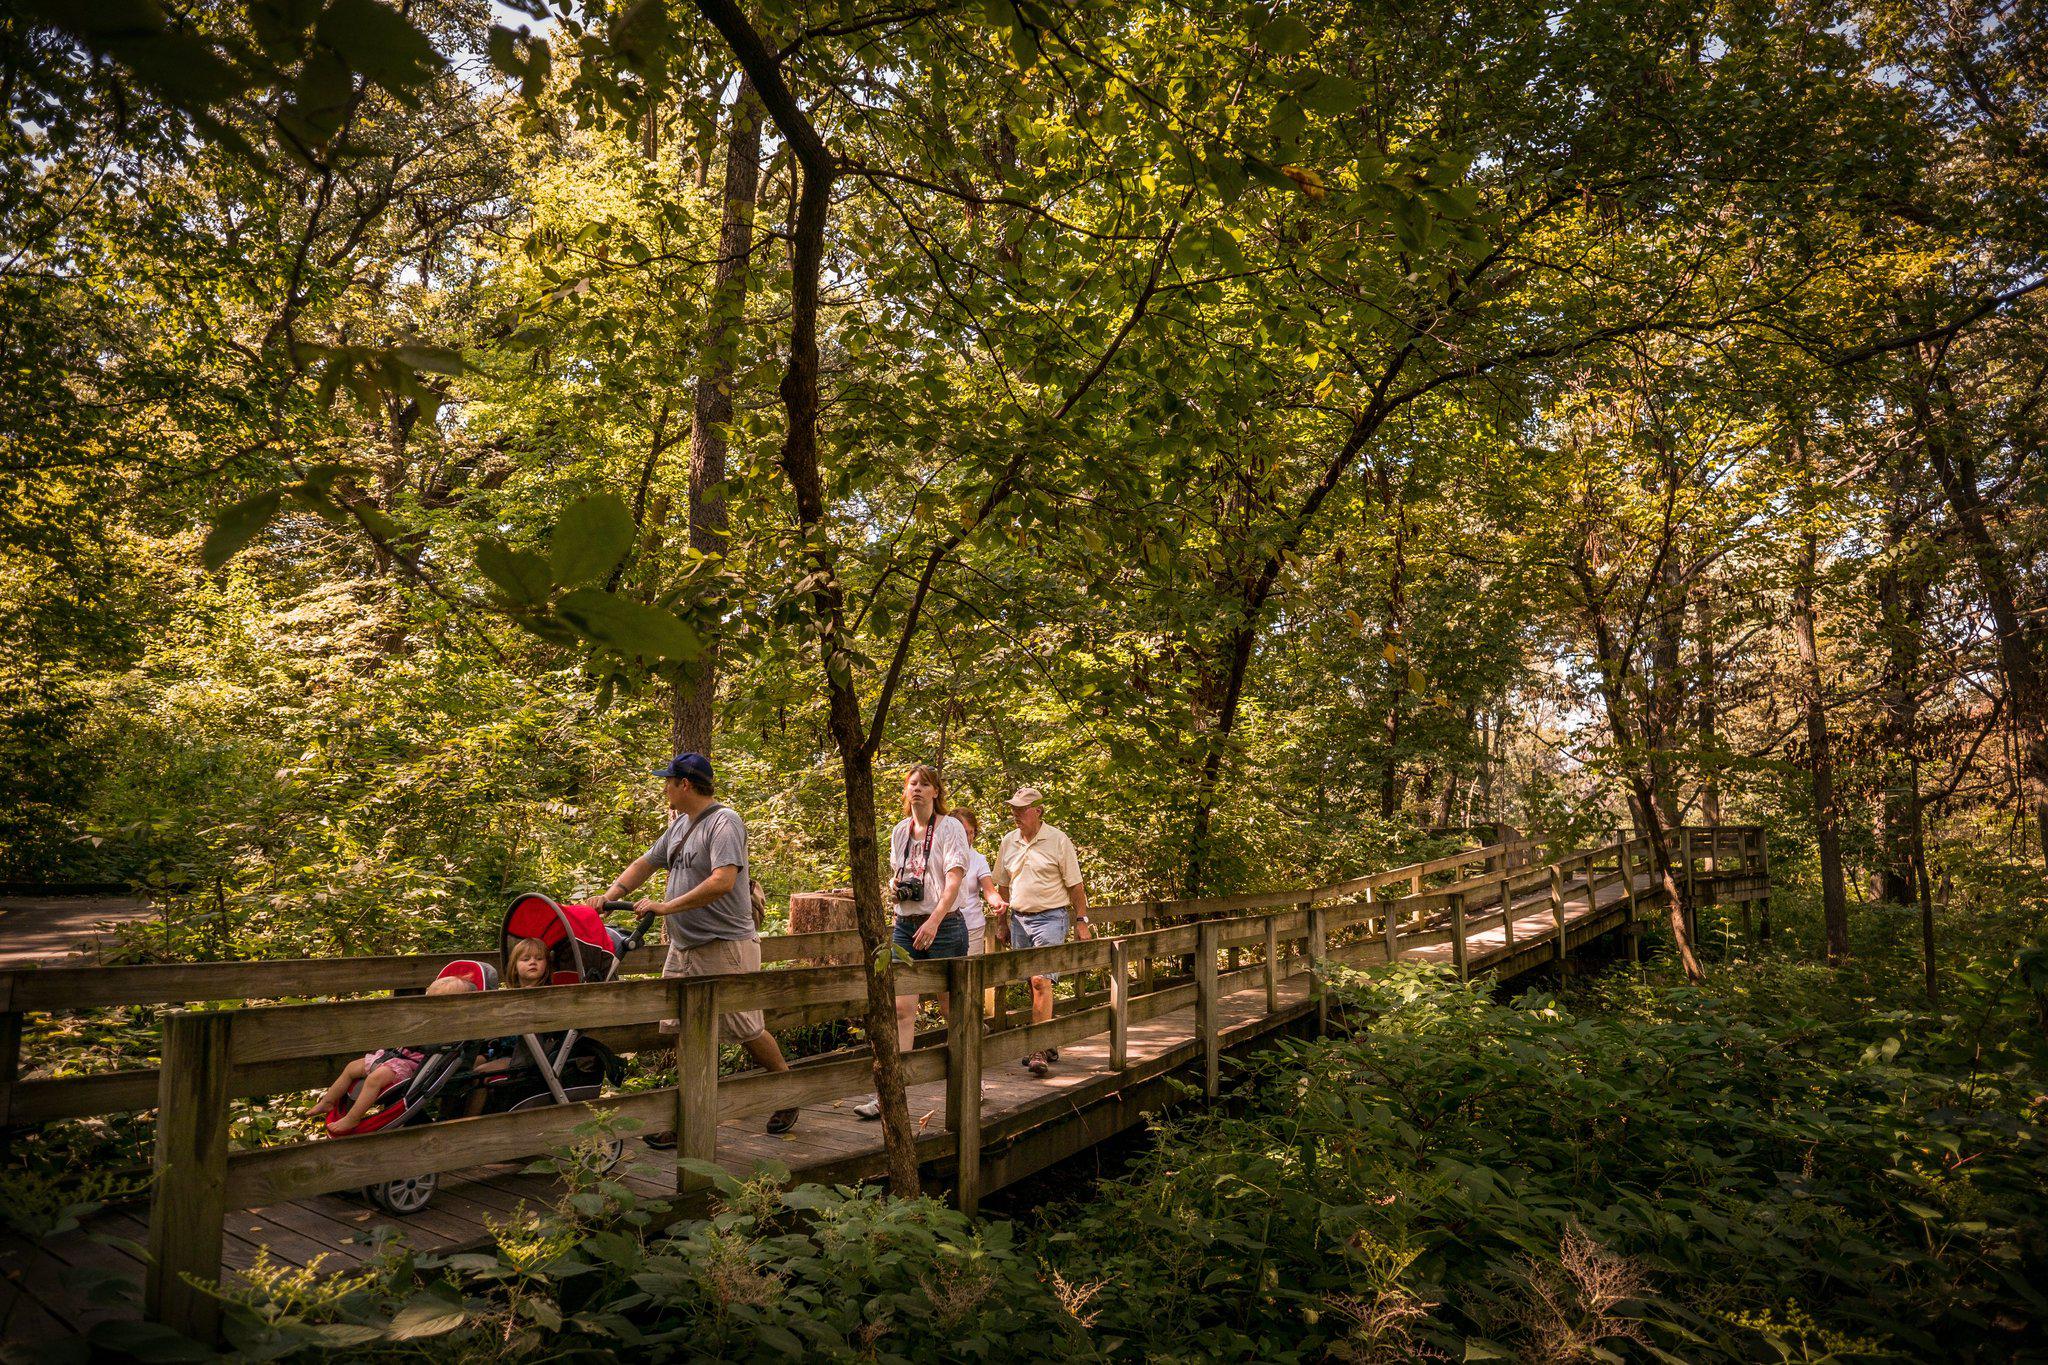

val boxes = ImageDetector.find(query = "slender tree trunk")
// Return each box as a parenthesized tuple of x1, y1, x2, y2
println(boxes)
(1791, 438, 1850, 961)
(1909, 754, 1938, 1005)
(1876, 447, 1926, 904)
(1693, 587, 1721, 825)
(1574, 567, 1703, 981)
(1647, 551, 1685, 827)
(691, 0, 921, 1194)
(1379, 474, 1407, 819)
(1915, 368, 2048, 868)
(670, 76, 763, 756)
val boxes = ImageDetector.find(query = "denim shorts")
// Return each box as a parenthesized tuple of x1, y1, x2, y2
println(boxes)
(892, 913, 969, 962)
(1009, 908, 1070, 981)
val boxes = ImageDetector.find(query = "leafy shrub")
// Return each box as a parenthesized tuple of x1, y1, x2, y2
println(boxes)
(1041, 961, 2048, 1361)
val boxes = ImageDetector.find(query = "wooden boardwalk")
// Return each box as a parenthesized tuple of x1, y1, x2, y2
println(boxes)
(0, 828, 1769, 1347)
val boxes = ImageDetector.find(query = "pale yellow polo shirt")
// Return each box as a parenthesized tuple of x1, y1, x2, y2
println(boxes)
(995, 822, 1083, 912)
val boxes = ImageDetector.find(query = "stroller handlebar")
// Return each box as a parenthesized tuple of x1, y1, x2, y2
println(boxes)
(599, 900, 658, 954)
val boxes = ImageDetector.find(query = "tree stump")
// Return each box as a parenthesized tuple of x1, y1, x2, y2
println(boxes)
(788, 887, 858, 965)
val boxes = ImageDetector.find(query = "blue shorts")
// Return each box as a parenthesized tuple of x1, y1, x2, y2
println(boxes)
(1009, 909, 1069, 981)
(892, 913, 969, 963)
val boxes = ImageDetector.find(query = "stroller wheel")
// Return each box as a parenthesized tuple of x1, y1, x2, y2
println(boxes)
(365, 1172, 438, 1214)
(598, 1136, 625, 1174)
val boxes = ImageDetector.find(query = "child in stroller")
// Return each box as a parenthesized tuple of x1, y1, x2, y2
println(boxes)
(322, 896, 657, 1214)
(306, 972, 479, 1133)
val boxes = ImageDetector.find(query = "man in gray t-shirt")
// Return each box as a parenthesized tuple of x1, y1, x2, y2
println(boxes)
(602, 752, 796, 1141)
(644, 801, 754, 948)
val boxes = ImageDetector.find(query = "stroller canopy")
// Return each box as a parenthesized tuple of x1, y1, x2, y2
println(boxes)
(503, 893, 622, 985)
(435, 958, 499, 992)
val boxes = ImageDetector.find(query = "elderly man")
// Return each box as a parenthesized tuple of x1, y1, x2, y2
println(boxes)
(602, 752, 798, 1140)
(993, 786, 1091, 1077)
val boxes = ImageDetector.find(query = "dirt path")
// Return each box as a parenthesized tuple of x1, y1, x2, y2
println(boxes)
(0, 894, 154, 966)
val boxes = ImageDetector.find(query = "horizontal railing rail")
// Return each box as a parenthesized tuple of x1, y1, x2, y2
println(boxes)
(135, 825, 1771, 1341)
(3, 833, 1606, 1128)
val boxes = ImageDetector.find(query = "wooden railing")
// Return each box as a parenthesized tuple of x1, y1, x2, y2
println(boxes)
(128, 827, 1769, 1341)
(0, 836, 1544, 1132)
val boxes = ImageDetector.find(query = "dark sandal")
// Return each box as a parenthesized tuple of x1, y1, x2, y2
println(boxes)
(766, 1108, 799, 1135)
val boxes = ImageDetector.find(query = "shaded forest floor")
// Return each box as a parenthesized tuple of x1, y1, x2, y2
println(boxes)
(11, 872, 2047, 1364)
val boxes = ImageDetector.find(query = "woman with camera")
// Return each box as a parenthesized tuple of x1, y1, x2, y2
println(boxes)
(855, 763, 969, 1121)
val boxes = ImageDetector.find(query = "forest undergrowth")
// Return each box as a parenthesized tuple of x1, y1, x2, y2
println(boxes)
(18, 875, 2048, 1364)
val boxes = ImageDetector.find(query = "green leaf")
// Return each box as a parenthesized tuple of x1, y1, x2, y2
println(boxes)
(315, 0, 444, 97)
(549, 492, 636, 586)
(476, 539, 553, 606)
(1298, 74, 1360, 116)
(201, 489, 283, 570)
(388, 1293, 466, 1339)
(87, 1319, 212, 1361)
(553, 588, 702, 662)
(1258, 14, 1314, 55)
(392, 343, 467, 376)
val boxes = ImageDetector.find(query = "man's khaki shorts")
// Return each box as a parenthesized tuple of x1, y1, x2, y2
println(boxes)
(660, 936, 766, 1043)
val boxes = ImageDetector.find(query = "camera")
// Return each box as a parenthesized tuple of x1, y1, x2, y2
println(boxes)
(893, 877, 925, 904)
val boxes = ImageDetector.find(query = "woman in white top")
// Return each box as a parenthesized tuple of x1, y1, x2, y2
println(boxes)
(949, 806, 1005, 955)
(857, 764, 968, 1121)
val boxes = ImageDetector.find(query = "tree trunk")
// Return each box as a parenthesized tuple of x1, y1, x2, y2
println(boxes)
(670, 75, 763, 756)
(1791, 450, 1850, 962)
(1915, 367, 2048, 868)
(1909, 754, 1938, 1005)
(1693, 587, 1721, 825)
(1647, 551, 1685, 827)
(691, 0, 922, 1195)
(1574, 568, 1703, 981)
(1875, 448, 1927, 904)
(1378, 472, 1408, 819)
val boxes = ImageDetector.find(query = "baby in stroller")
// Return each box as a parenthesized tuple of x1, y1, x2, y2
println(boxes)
(306, 973, 479, 1133)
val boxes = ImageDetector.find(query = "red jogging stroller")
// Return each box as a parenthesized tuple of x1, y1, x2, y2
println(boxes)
(328, 896, 656, 1214)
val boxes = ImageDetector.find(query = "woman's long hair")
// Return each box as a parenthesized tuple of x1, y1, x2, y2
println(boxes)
(901, 763, 947, 822)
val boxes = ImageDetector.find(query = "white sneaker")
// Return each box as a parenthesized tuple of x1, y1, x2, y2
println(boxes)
(854, 1096, 881, 1120)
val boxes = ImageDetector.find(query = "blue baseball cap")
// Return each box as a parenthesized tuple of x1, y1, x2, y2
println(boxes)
(651, 752, 714, 784)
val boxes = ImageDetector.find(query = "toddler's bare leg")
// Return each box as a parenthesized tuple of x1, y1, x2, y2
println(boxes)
(329, 1064, 400, 1134)
(306, 1058, 368, 1117)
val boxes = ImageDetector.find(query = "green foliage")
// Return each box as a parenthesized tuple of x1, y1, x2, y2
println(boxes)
(1040, 940, 2048, 1361)
(181, 1166, 1092, 1362)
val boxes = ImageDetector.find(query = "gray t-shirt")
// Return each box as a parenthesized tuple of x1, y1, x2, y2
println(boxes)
(646, 805, 755, 948)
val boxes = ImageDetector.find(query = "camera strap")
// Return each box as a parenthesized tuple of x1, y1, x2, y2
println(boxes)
(897, 816, 935, 878)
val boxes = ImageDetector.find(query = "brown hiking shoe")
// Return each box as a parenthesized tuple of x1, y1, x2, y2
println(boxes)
(643, 1129, 678, 1150)
(1025, 1052, 1049, 1077)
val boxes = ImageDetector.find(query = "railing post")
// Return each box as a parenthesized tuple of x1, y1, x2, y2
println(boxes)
(1680, 827, 1696, 907)
(1449, 893, 1468, 981)
(1618, 837, 1640, 964)
(675, 978, 719, 1201)
(147, 1010, 233, 1345)
(0, 984, 19, 1136)
(1138, 902, 1158, 995)
(946, 955, 984, 1214)
(1265, 913, 1286, 1013)
(1109, 938, 1130, 1071)
(1409, 869, 1423, 897)
(1196, 920, 1221, 1098)
(1378, 887, 1399, 964)
(1308, 906, 1330, 1035)
(1499, 876, 1515, 949)
(1757, 830, 1773, 942)
(1548, 863, 1568, 968)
